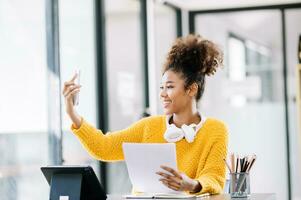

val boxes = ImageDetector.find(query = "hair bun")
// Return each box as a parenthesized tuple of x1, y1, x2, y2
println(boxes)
(199, 39, 223, 76)
(164, 34, 223, 76)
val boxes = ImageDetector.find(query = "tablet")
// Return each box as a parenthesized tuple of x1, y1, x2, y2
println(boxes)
(41, 165, 106, 200)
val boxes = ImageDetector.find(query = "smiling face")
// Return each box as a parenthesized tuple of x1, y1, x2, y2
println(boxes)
(160, 70, 196, 115)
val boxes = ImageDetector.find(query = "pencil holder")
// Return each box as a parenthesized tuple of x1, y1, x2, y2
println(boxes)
(229, 172, 250, 198)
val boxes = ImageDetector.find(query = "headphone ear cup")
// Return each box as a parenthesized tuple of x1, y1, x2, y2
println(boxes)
(181, 124, 197, 143)
(164, 124, 184, 143)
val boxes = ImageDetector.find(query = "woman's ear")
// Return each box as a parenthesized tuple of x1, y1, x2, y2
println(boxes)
(187, 83, 198, 97)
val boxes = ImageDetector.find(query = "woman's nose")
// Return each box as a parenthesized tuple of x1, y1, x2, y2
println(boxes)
(160, 88, 167, 98)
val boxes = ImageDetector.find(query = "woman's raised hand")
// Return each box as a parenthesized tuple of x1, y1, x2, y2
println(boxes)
(62, 73, 82, 128)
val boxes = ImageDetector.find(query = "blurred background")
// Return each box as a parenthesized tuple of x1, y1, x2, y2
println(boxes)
(0, 0, 301, 199)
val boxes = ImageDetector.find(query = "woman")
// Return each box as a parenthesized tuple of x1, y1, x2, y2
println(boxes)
(62, 34, 228, 194)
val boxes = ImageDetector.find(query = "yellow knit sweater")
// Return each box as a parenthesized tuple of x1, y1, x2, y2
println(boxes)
(71, 115, 228, 194)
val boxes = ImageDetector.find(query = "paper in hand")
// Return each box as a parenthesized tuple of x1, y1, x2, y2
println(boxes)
(122, 143, 183, 194)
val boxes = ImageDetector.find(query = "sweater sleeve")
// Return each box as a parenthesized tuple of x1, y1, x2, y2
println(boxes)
(71, 117, 148, 162)
(195, 126, 229, 195)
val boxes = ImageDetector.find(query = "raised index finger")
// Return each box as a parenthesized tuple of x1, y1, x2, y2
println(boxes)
(160, 165, 182, 178)
(69, 73, 78, 82)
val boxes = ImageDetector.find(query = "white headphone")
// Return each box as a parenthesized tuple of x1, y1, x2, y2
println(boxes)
(164, 114, 207, 143)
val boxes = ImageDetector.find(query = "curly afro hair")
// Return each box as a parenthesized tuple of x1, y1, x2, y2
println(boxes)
(162, 34, 223, 101)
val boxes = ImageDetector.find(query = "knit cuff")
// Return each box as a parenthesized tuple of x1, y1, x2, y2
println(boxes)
(70, 118, 96, 141)
(196, 175, 222, 195)
(70, 117, 83, 130)
(197, 176, 211, 194)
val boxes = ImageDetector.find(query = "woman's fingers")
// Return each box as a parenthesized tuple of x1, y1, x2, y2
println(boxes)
(156, 172, 182, 183)
(159, 178, 181, 187)
(161, 179, 180, 191)
(64, 74, 78, 88)
(62, 73, 78, 94)
(164, 184, 179, 191)
(160, 166, 182, 179)
(69, 73, 78, 82)
(156, 166, 183, 190)
(158, 167, 199, 192)
(63, 83, 75, 95)
(157, 171, 183, 191)
(157, 166, 190, 192)
(64, 81, 75, 87)
(63, 85, 73, 97)
(156, 171, 172, 179)
(64, 85, 81, 98)
(66, 88, 80, 100)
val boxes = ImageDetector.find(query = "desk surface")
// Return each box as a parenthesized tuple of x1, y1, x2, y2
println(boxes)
(108, 194, 276, 200)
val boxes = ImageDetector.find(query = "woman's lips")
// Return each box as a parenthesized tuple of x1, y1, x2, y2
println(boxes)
(162, 100, 171, 108)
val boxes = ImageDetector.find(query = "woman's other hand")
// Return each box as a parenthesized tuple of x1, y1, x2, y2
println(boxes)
(156, 165, 202, 193)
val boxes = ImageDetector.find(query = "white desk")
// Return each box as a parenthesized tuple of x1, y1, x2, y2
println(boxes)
(107, 194, 276, 200)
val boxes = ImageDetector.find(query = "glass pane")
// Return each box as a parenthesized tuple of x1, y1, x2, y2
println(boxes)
(285, 8, 301, 200)
(228, 37, 246, 81)
(195, 10, 288, 200)
(0, 0, 48, 199)
(59, 0, 99, 174)
(105, 0, 144, 194)
(154, 3, 177, 114)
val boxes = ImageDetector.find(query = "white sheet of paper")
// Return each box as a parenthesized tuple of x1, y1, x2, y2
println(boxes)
(122, 143, 182, 194)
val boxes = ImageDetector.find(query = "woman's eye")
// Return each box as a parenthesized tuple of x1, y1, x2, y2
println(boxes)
(160, 86, 174, 90)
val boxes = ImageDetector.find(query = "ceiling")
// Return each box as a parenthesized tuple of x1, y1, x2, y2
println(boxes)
(104, 0, 301, 14)
(159, 0, 301, 11)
